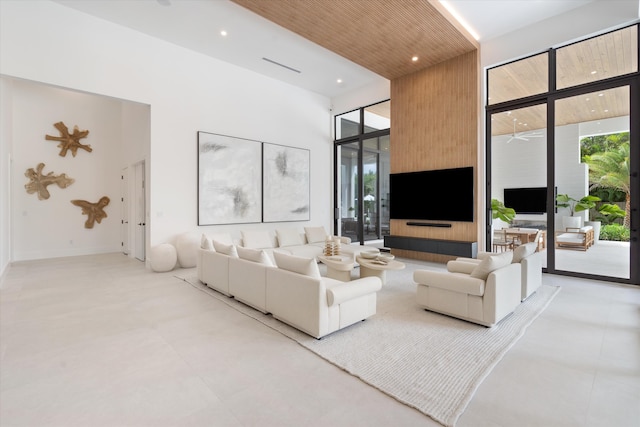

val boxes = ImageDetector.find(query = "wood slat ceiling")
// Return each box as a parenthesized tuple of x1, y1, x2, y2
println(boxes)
(232, 1, 634, 137)
(491, 86, 630, 137)
(490, 26, 636, 136)
(231, 0, 479, 80)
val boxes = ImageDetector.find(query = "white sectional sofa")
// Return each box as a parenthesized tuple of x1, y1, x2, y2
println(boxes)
(266, 252, 381, 339)
(196, 226, 382, 338)
(239, 226, 375, 262)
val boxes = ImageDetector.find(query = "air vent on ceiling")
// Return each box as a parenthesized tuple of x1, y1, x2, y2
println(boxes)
(262, 57, 301, 74)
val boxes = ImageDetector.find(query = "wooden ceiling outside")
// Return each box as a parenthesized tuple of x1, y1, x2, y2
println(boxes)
(231, 0, 478, 80)
(490, 26, 636, 136)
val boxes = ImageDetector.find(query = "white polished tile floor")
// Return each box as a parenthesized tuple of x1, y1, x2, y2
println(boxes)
(1, 253, 638, 427)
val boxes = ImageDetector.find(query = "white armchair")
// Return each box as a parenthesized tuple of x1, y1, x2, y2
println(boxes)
(414, 252, 522, 327)
(455, 242, 542, 301)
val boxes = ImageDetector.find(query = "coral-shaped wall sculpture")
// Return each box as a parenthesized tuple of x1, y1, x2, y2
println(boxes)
(70, 196, 110, 229)
(45, 121, 92, 157)
(24, 163, 75, 200)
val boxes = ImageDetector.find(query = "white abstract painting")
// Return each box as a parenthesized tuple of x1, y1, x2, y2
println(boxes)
(263, 143, 310, 222)
(198, 132, 262, 225)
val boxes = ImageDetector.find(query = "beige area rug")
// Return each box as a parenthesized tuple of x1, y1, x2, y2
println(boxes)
(177, 259, 560, 427)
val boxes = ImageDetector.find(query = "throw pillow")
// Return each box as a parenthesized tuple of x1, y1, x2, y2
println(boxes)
(201, 233, 213, 250)
(470, 251, 513, 280)
(241, 230, 274, 249)
(273, 252, 321, 279)
(304, 226, 327, 243)
(512, 242, 537, 263)
(276, 228, 304, 247)
(212, 240, 238, 257)
(236, 246, 274, 266)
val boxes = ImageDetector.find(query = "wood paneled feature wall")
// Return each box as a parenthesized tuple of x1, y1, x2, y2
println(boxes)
(390, 50, 480, 262)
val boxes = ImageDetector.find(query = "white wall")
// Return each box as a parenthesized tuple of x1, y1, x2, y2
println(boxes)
(0, 0, 332, 269)
(8, 79, 131, 260)
(331, 81, 390, 117)
(0, 78, 12, 275)
(481, 0, 639, 68)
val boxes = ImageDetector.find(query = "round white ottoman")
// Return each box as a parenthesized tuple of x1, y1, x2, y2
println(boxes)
(175, 232, 200, 268)
(150, 243, 177, 272)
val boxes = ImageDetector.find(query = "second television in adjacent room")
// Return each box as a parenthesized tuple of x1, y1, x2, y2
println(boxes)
(503, 187, 547, 214)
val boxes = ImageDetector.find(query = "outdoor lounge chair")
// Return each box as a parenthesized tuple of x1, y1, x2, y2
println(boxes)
(555, 226, 594, 251)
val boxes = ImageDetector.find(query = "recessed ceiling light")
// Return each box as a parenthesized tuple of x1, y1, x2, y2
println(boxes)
(604, 109, 609, 112)
(220, 30, 227, 37)
(598, 93, 604, 97)
(337, 79, 343, 84)
(590, 70, 597, 75)
(591, 109, 596, 112)
(585, 98, 590, 101)
(411, 56, 419, 62)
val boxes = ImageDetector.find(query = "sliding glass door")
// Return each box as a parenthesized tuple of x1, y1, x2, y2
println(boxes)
(489, 104, 548, 268)
(337, 136, 390, 243)
(335, 101, 390, 245)
(554, 85, 632, 279)
(486, 24, 638, 284)
(339, 141, 360, 242)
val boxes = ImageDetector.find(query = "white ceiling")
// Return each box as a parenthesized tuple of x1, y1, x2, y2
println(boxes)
(444, 0, 597, 41)
(54, 0, 601, 98)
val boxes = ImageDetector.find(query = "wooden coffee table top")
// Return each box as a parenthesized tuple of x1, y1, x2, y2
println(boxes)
(318, 255, 354, 271)
(356, 255, 405, 271)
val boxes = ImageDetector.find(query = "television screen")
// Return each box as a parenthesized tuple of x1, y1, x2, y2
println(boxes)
(503, 187, 547, 214)
(390, 167, 474, 222)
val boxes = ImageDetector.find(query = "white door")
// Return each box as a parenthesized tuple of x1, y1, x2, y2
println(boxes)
(134, 161, 146, 261)
(121, 168, 130, 255)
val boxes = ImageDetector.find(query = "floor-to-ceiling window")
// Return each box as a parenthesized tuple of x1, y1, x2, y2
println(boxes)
(335, 100, 390, 244)
(486, 24, 639, 284)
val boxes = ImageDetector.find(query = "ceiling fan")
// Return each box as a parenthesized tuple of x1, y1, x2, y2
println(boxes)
(506, 118, 544, 143)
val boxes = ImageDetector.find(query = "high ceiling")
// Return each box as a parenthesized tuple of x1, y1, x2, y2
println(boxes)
(53, 0, 605, 98)
(232, 0, 478, 80)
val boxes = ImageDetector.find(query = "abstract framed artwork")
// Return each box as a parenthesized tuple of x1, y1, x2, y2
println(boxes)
(198, 132, 262, 225)
(263, 143, 310, 222)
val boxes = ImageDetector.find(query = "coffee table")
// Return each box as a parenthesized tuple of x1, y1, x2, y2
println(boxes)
(356, 255, 405, 285)
(318, 255, 354, 282)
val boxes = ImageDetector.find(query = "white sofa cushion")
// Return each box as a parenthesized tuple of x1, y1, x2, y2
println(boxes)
(212, 240, 238, 257)
(201, 233, 213, 250)
(512, 242, 537, 263)
(276, 228, 304, 247)
(273, 252, 321, 279)
(470, 251, 513, 280)
(304, 226, 328, 243)
(447, 260, 477, 274)
(242, 230, 274, 249)
(237, 246, 274, 267)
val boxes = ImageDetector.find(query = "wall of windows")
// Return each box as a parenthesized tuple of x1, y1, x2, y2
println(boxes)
(334, 100, 390, 244)
(486, 24, 639, 284)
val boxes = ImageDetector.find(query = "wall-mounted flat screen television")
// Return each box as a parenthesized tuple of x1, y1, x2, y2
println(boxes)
(390, 166, 474, 222)
(503, 187, 547, 214)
